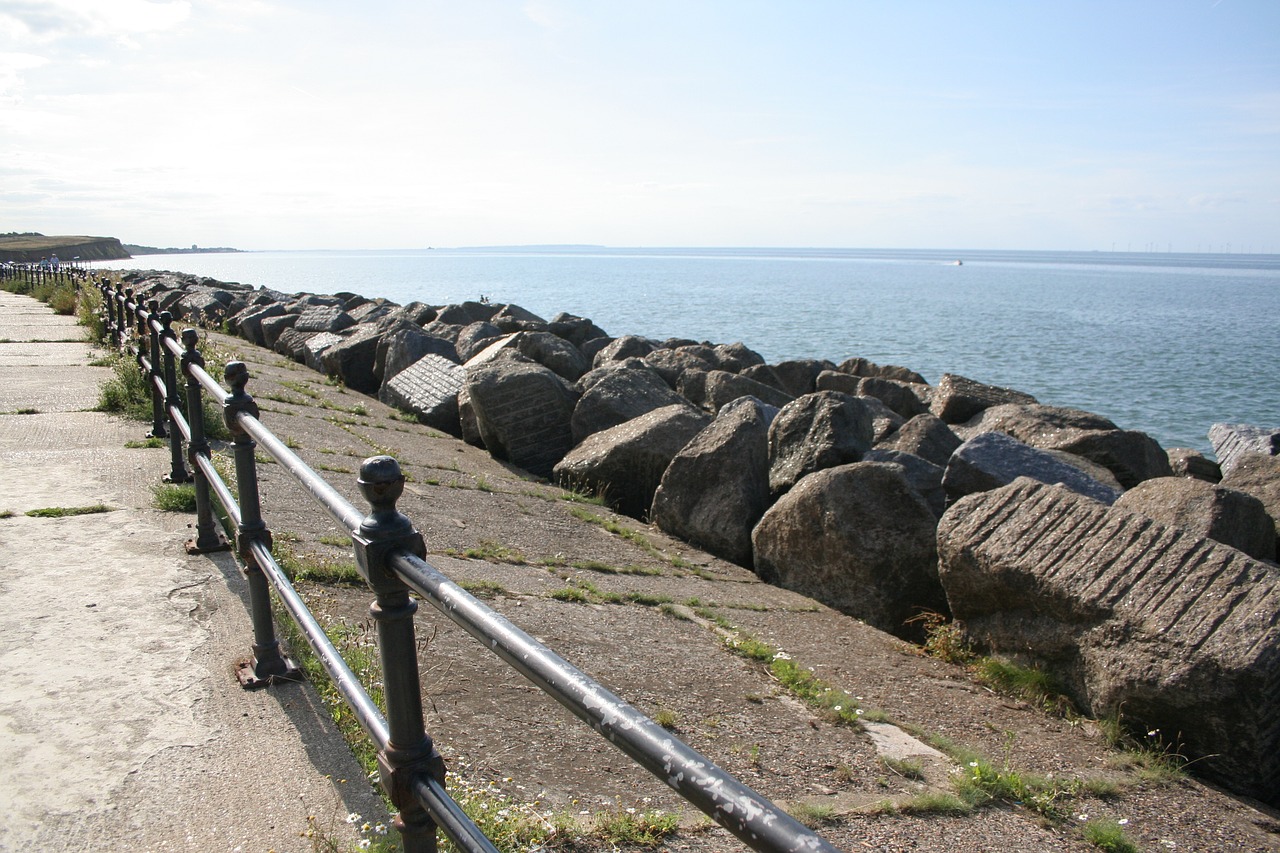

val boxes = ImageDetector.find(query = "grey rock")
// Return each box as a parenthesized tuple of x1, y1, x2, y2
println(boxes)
(960, 403, 1171, 488)
(302, 331, 346, 373)
(767, 391, 875, 496)
(710, 342, 766, 374)
(701, 369, 795, 413)
(874, 413, 962, 468)
(943, 431, 1121, 505)
(862, 449, 947, 518)
(294, 305, 356, 334)
(510, 331, 590, 382)
(455, 321, 505, 361)
(548, 313, 609, 348)
(570, 365, 693, 445)
(1166, 447, 1222, 483)
(651, 397, 777, 567)
(1115, 477, 1275, 561)
(930, 373, 1037, 424)
(319, 325, 384, 393)
(937, 478, 1280, 804)
(592, 335, 659, 368)
(434, 301, 497, 326)
(233, 303, 286, 347)
(375, 324, 459, 389)
(836, 357, 927, 385)
(554, 404, 711, 518)
(260, 313, 299, 348)
(858, 376, 929, 419)
(769, 359, 835, 398)
(814, 369, 862, 396)
(1221, 452, 1280, 563)
(753, 462, 945, 640)
(381, 354, 466, 437)
(272, 327, 314, 361)
(1210, 423, 1280, 476)
(642, 347, 715, 389)
(465, 357, 580, 479)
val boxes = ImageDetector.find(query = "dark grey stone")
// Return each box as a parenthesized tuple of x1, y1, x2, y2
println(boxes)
(938, 478, 1280, 804)
(753, 461, 945, 640)
(943, 431, 1122, 505)
(862, 449, 947, 518)
(858, 376, 929, 419)
(570, 365, 694, 445)
(294, 305, 356, 334)
(874, 413, 962, 468)
(1210, 423, 1280, 476)
(701, 369, 795, 413)
(651, 396, 777, 567)
(465, 357, 580, 479)
(554, 404, 711, 518)
(930, 373, 1038, 423)
(1115, 477, 1275, 561)
(381, 354, 466, 437)
(767, 391, 875, 496)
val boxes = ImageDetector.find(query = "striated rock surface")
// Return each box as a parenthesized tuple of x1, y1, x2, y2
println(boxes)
(937, 478, 1280, 804)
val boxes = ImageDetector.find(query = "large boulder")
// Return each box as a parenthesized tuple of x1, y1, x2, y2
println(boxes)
(320, 325, 384, 393)
(464, 356, 580, 479)
(769, 359, 834, 398)
(642, 347, 716, 389)
(260, 313, 300, 348)
(650, 397, 776, 567)
(700, 370, 795, 413)
(937, 478, 1280, 804)
(930, 373, 1037, 424)
(874, 413, 961, 467)
(1210, 423, 1280, 476)
(1221, 452, 1280, 562)
(593, 335, 658, 368)
(491, 303, 548, 333)
(570, 365, 693, 445)
(455, 321, 506, 361)
(1166, 447, 1222, 483)
(376, 324, 459, 389)
(960, 403, 1171, 488)
(943, 431, 1121, 506)
(293, 304, 356, 334)
(753, 462, 946, 640)
(814, 369, 862, 396)
(1115, 477, 1275, 561)
(767, 391, 875, 496)
(380, 354, 466, 437)
(857, 376, 929, 419)
(232, 302, 285, 346)
(548, 312, 609, 349)
(709, 342, 766, 373)
(273, 327, 314, 362)
(302, 331, 345, 373)
(434, 301, 497, 326)
(862, 449, 947, 519)
(836, 357, 927, 385)
(510, 331, 590, 382)
(553, 405, 711, 518)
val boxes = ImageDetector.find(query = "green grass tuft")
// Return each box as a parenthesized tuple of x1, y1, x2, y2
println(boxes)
(25, 504, 114, 518)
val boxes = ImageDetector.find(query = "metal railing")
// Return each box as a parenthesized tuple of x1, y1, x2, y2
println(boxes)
(96, 278, 841, 853)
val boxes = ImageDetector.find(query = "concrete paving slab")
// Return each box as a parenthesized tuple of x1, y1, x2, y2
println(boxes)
(0, 293, 385, 852)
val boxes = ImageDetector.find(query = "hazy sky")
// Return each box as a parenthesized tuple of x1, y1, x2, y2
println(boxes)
(3, 1, 1277, 251)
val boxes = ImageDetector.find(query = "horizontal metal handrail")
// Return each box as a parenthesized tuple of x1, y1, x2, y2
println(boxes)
(93, 277, 840, 853)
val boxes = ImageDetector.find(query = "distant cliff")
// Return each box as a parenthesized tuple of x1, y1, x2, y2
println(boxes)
(0, 234, 130, 263)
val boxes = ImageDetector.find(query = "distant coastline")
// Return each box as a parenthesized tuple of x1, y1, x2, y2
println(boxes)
(123, 243, 243, 256)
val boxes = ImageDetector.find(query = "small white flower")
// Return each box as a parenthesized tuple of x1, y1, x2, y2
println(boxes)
(833, 705, 842, 711)
(773, 651, 791, 661)
(346, 813, 361, 824)
(357, 840, 371, 850)
(1118, 818, 1129, 825)
(374, 824, 387, 835)
(1077, 813, 1089, 822)
(855, 709, 864, 716)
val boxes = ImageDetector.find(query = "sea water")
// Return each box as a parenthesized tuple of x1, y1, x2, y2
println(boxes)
(95, 247, 1279, 457)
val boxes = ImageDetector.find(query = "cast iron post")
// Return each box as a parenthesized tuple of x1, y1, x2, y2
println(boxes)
(223, 361, 296, 687)
(145, 300, 167, 439)
(352, 456, 444, 853)
(181, 329, 229, 554)
(160, 312, 191, 484)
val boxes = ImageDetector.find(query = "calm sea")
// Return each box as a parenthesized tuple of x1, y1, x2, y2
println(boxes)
(95, 247, 1279, 457)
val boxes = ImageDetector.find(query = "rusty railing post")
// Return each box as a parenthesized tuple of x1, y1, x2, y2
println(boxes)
(223, 361, 297, 687)
(181, 329, 229, 554)
(159, 311, 190, 484)
(352, 456, 444, 853)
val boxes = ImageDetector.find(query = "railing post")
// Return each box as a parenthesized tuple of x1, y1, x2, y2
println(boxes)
(160, 312, 191, 484)
(110, 282, 124, 350)
(145, 301, 167, 439)
(223, 361, 297, 687)
(352, 456, 444, 853)
(181, 329, 230, 554)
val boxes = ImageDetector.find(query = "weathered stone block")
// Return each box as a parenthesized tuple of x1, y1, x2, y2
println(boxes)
(381, 354, 466, 437)
(938, 478, 1280, 804)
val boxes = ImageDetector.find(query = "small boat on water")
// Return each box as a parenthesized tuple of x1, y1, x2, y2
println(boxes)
(950, 259, 963, 266)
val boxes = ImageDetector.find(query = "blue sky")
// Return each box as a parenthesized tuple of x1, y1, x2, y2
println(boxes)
(2, 1, 1277, 251)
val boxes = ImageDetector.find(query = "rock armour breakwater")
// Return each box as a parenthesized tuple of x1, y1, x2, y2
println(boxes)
(108, 269, 1280, 803)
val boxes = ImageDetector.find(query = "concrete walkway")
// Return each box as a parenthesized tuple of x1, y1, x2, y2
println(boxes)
(0, 291, 384, 851)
